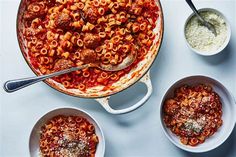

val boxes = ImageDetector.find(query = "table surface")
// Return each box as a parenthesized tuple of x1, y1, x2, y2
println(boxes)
(1, 0, 236, 157)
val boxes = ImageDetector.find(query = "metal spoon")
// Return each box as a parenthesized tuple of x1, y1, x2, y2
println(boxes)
(186, 0, 217, 36)
(3, 52, 136, 93)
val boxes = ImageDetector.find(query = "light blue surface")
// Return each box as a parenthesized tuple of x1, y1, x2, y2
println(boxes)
(0, 0, 236, 157)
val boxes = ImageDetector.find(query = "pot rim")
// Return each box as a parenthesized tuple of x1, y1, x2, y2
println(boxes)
(16, 0, 164, 99)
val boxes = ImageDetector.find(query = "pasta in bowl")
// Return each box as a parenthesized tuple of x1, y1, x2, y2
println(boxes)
(160, 76, 236, 152)
(29, 107, 105, 157)
(163, 84, 223, 147)
(17, 0, 163, 99)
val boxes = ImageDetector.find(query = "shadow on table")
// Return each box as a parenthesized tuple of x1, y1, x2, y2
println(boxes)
(195, 40, 234, 65)
(180, 127, 236, 157)
(43, 84, 106, 113)
(47, 77, 153, 115)
(104, 136, 119, 157)
(106, 81, 157, 126)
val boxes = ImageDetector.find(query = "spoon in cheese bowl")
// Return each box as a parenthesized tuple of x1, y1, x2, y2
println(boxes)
(185, 0, 217, 36)
(3, 50, 136, 93)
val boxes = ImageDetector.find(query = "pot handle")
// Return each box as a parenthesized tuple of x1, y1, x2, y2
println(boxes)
(95, 71, 153, 114)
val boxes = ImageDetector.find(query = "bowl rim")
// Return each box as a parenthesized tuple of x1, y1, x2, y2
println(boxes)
(28, 107, 105, 157)
(184, 8, 231, 56)
(159, 75, 236, 153)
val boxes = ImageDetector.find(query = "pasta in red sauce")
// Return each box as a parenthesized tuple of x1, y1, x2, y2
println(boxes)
(163, 84, 223, 146)
(21, 0, 160, 90)
(40, 115, 99, 157)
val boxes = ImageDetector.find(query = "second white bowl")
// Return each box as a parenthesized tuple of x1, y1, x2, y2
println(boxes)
(160, 75, 235, 153)
(29, 107, 105, 157)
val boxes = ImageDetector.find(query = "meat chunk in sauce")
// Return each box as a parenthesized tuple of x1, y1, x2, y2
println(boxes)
(54, 59, 74, 71)
(83, 33, 101, 49)
(164, 99, 179, 116)
(55, 13, 72, 29)
(80, 49, 97, 64)
(46, 0, 56, 7)
(84, 7, 99, 24)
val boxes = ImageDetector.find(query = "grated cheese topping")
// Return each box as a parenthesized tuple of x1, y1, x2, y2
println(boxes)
(184, 116, 206, 134)
(57, 130, 89, 157)
(185, 10, 228, 52)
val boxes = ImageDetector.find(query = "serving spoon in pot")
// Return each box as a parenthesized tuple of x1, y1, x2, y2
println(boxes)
(185, 0, 217, 36)
(3, 52, 136, 93)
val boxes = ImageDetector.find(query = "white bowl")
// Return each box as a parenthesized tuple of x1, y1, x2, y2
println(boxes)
(29, 107, 105, 157)
(160, 75, 236, 153)
(184, 8, 231, 56)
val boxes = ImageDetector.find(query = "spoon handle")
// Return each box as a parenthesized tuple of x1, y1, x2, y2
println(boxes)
(3, 64, 89, 93)
(185, 0, 204, 23)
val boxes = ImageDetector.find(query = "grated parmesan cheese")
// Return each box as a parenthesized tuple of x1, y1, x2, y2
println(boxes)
(184, 116, 206, 134)
(185, 10, 228, 52)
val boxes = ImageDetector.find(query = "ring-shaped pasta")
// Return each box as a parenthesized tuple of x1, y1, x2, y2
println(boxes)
(77, 39, 83, 47)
